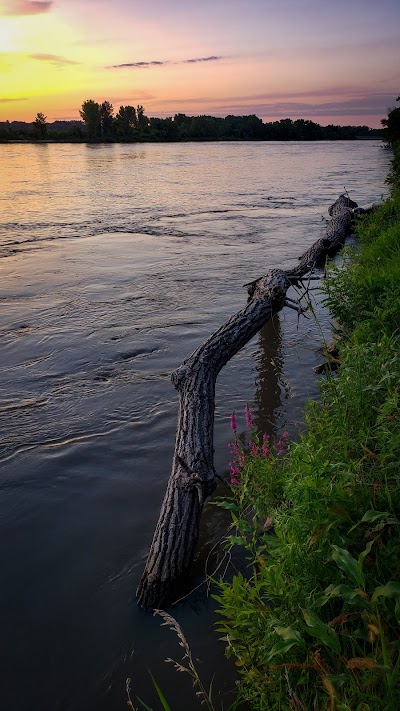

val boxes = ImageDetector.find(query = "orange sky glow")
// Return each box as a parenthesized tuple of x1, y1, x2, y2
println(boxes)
(0, 0, 399, 127)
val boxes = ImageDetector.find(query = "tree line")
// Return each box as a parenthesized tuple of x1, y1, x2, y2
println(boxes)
(0, 100, 381, 143)
(381, 95, 400, 146)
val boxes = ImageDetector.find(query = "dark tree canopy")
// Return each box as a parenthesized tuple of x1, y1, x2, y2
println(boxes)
(115, 105, 138, 138)
(381, 96, 400, 146)
(78, 100, 150, 141)
(32, 112, 47, 139)
(79, 100, 101, 141)
(99, 101, 114, 139)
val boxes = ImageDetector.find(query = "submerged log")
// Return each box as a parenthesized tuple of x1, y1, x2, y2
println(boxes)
(136, 195, 358, 609)
(292, 194, 356, 277)
(314, 359, 341, 375)
(353, 202, 380, 216)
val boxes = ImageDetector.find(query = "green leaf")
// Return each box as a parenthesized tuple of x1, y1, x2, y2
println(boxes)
(237, 520, 255, 534)
(226, 535, 247, 547)
(361, 510, 398, 525)
(349, 510, 399, 533)
(274, 625, 304, 643)
(213, 500, 241, 512)
(331, 545, 364, 587)
(317, 583, 371, 610)
(357, 539, 374, 575)
(372, 580, 400, 622)
(148, 671, 172, 711)
(372, 581, 400, 603)
(302, 609, 341, 653)
(264, 639, 303, 662)
(207, 675, 215, 705)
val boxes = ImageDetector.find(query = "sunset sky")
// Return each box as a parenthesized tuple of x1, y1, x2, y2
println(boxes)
(0, 0, 399, 127)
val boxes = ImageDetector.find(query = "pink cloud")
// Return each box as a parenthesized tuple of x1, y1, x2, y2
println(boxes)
(110, 56, 224, 69)
(3, 0, 53, 16)
(148, 89, 396, 121)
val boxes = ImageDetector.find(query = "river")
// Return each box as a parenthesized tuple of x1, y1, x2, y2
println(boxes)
(0, 141, 390, 710)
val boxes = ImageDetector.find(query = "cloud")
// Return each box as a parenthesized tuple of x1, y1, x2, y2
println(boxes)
(2, 0, 53, 15)
(183, 56, 222, 64)
(29, 53, 80, 66)
(110, 55, 224, 69)
(148, 88, 396, 124)
(244, 90, 398, 119)
(111, 60, 166, 69)
(0, 96, 28, 103)
(174, 89, 392, 110)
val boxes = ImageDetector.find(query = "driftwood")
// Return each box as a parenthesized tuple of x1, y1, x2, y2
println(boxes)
(136, 194, 357, 609)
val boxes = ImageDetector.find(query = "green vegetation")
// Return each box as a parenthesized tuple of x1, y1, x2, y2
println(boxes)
(381, 97, 400, 147)
(382, 97, 400, 183)
(213, 141, 400, 709)
(0, 101, 380, 143)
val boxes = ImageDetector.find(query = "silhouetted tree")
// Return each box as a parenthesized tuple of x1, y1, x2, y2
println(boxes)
(188, 115, 218, 140)
(149, 117, 180, 141)
(381, 96, 400, 146)
(115, 105, 138, 138)
(293, 119, 322, 140)
(173, 113, 191, 126)
(79, 100, 101, 141)
(173, 113, 192, 140)
(100, 101, 114, 139)
(136, 105, 149, 128)
(32, 112, 47, 139)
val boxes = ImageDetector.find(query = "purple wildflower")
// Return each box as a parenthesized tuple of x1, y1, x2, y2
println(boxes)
(238, 451, 247, 467)
(230, 412, 237, 432)
(230, 460, 240, 485)
(250, 440, 259, 457)
(228, 441, 238, 456)
(283, 431, 289, 439)
(230, 460, 240, 476)
(245, 404, 253, 429)
(261, 433, 270, 457)
(278, 448, 285, 456)
(262, 443, 270, 458)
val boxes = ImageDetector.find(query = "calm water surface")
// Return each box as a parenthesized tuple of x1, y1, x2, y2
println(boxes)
(0, 142, 390, 710)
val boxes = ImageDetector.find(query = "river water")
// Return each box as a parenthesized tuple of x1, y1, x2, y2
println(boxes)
(0, 141, 390, 710)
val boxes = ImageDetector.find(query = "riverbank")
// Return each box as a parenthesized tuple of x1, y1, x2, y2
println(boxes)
(214, 145, 400, 710)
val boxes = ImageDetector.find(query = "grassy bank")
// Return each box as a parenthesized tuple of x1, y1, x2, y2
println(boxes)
(214, 146, 400, 710)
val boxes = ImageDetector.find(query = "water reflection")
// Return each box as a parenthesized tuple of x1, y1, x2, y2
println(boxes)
(253, 314, 285, 437)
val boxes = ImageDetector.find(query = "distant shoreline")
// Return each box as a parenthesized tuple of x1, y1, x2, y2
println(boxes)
(0, 136, 381, 144)
(1, 112, 381, 143)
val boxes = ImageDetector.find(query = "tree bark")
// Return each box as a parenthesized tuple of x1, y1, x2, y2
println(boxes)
(136, 195, 357, 609)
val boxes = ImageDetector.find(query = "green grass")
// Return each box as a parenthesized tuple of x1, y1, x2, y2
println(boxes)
(214, 146, 400, 710)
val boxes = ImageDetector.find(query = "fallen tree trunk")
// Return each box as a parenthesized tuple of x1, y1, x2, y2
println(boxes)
(136, 195, 357, 609)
